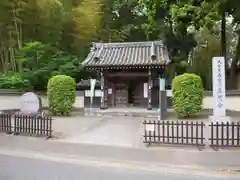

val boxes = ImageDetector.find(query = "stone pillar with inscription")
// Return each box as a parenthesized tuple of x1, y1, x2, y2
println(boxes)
(210, 57, 230, 123)
(147, 69, 152, 110)
(100, 72, 105, 109)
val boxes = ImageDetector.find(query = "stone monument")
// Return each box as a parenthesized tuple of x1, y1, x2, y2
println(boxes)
(19, 92, 43, 116)
(210, 57, 230, 123)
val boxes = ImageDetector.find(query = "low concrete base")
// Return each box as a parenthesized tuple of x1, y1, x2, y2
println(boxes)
(209, 116, 231, 124)
(84, 108, 162, 117)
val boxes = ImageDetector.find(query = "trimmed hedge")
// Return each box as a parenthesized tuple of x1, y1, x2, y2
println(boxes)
(47, 75, 76, 115)
(172, 73, 203, 118)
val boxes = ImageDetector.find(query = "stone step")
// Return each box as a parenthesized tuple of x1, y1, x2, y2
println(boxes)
(84, 110, 160, 118)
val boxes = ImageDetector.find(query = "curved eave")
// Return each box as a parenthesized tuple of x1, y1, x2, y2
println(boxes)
(84, 64, 168, 71)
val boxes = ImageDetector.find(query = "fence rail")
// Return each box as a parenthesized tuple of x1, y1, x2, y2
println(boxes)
(209, 122, 240, 147)
(0, 113, 52, 138)
(143, 120, 205, 146)
(14, 115, 52, 138)
(143, 119, 240, 148)
(0, 113, 11, 133)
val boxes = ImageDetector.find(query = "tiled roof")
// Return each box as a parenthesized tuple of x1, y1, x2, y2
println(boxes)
(82, 41, 170, 67)
(77, 79, 101, 87)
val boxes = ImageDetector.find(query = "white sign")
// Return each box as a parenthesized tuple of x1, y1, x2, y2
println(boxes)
(85, 90, 101, 97)
(95, 90, 101, 97)
(166, 90, 172, 97)
(212, 57, 226, 117)
(145, 124, 155, 131)
(20, 92, 40, 114)
(108, 88, 112, 94)
(90, 79, 96, 109)
(143, 83, 148, 98)
(159, 78, 165, 91)
(90, 79, 96, 98)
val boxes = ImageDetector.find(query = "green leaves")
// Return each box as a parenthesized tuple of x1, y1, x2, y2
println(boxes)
(172, 73, 203, 118)
(14, 41, 81, 91)
(170, 1, 221, 33)
(47, 75, 76, 116)
(72, 0, 103, 45)
(0, 72, 32, 91)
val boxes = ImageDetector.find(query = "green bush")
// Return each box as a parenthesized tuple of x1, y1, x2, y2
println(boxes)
(172, 73, 203, 118)
(47, 75, 76, 115)
(0, 73, 32, 91)
(16, 41, 82, 91)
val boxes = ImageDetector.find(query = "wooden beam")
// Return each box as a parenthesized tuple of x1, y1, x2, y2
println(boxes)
(108, 72, 148, 77)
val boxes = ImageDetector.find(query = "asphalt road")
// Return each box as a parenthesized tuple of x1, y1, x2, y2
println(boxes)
(0, 154, 236, 180)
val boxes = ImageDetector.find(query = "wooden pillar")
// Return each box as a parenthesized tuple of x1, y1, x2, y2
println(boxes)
(159, 68, 167, 119)
(113, 83, 116, 107)
(100, 72, 105, 109)
(148, 68, 152, 110)
(100, 72, 108, 109)
(104, 76, 108, 109)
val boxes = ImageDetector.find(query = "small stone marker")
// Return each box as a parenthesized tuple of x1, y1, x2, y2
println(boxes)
(20, 92, 42, 115)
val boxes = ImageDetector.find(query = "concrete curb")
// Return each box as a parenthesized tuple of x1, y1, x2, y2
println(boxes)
(0, 134, 240, 171)
(0, 147, 239, 179)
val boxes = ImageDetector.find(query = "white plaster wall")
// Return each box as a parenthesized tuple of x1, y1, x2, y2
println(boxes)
(203, 96, 240, 111)
(0, 95, 84, 110)
(0, 91, 239, 111)
(167, 89, 240, 111)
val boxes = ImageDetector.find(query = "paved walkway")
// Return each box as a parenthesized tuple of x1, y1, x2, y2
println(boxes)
(52, 115, 240, 148)
(0, 135, 240, 171)
(52, 116, 106, 138)
(53, 116, 143, 147)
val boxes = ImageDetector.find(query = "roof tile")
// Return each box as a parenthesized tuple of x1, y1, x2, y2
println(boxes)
(82, 41, 170, 67)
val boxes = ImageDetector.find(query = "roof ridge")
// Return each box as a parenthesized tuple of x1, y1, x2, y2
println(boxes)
(92, 41, 163, 49)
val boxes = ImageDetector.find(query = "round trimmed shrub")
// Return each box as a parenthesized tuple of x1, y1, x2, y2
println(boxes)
(172, 73, 203, 118)
(47, 75, 76, 115)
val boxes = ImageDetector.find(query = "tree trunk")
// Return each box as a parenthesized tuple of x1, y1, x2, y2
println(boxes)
(221, 9, 226, 59)
(229, 34, 240, 89)
(0, 52, 6, 73)
(3, 47, 9, 71)
(8, 32, 17, 72)
(13, 7, 21, 49)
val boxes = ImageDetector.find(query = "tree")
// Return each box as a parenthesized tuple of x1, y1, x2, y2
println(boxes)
(2, 0, 240, 92)
(189, 27, 220, 89)
(224, 0, 240, 89)
(137, 0, 198, 76)
(0, 0, 106, 91)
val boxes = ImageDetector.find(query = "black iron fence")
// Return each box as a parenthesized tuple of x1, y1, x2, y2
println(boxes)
(209, 122, 240, 147)
(0, 114, 52, 138)
(143, 120, 205, 146)
(143, 120, 240, 148)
